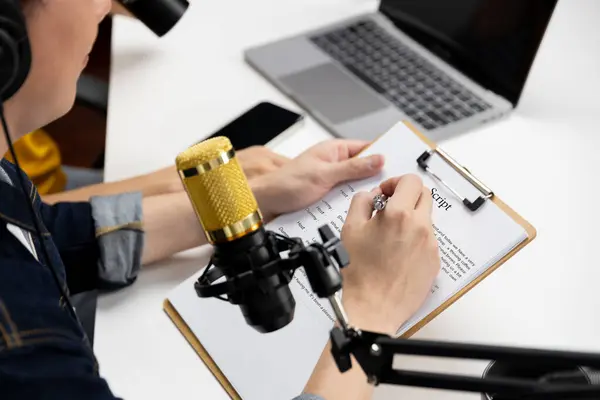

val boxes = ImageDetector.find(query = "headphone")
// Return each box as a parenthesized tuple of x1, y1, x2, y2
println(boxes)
(0, 0, 186, 335)
(0, 0, 31, 101)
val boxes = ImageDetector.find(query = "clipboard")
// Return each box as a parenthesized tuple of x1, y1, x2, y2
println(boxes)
(164, 299, 241, 400)
(163, 120, 536, 399)
(399, 121, 536, 337)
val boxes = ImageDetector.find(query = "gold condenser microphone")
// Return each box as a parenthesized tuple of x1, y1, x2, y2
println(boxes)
(175, 137, 295, 332)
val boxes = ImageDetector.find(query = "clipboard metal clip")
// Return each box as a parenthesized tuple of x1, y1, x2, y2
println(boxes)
(417, 148, 493, 212)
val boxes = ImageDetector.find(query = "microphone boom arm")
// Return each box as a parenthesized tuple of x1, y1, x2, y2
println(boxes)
(329, 327, 600, 399)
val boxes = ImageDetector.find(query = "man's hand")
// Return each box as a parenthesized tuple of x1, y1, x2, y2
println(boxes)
(302, 175, 439, 400)
(252, 139, 384, 221)
(237, 146, 289, 179)
(341, 174, 440, 334)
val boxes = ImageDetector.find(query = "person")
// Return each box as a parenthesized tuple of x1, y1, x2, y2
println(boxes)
(0, 2, 441, 400)
(6, 0, 286, 200)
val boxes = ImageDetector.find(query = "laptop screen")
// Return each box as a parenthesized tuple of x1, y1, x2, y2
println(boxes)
(380, 0, 558, 105)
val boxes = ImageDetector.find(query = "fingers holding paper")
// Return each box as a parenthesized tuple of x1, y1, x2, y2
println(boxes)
(251, 139, 384, 221)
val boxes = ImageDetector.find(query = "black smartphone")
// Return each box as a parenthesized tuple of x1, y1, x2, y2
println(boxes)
(204, 102, 304, 149)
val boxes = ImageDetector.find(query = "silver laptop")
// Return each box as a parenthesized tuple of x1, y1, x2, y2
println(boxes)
(245, 0, 558, 142)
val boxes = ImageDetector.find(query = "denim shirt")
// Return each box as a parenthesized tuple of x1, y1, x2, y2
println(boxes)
(0, 159, 323, 400)
(0, 159, 118, 398)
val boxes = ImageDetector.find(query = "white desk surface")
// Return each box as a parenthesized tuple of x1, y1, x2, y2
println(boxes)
(99, 1, 600, 399)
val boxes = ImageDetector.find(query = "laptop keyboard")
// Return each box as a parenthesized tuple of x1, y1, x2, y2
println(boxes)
(310, 20, 491, 130)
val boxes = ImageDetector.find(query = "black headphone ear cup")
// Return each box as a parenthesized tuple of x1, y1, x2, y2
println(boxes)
(0, 0, 32, 102)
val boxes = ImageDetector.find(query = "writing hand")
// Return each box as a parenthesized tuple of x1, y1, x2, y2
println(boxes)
(341, 174, 440, 334)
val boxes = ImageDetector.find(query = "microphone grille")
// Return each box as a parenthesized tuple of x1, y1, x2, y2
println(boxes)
(175, 136, 232, 170)
(176, 137, 261, 242)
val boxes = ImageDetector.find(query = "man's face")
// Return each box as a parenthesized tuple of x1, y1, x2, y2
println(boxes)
(10, 0, 111, 133)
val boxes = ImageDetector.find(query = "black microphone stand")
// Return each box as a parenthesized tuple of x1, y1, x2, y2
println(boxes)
(328, 328, 600, 399)
(196, 225, 600, 399)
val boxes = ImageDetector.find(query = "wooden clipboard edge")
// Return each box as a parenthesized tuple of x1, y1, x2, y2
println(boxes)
(163, 299, 242, 400)
(399, 120, 537, 338)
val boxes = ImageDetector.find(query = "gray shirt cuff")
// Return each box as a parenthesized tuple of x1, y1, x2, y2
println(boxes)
(90, 192, 144, 288)
(292, 395, 325, 400)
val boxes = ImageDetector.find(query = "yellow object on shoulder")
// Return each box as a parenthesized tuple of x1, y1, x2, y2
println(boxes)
(4, 130, 67, 195)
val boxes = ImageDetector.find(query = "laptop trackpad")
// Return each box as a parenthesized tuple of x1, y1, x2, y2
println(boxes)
(280, 63, 388, 125)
